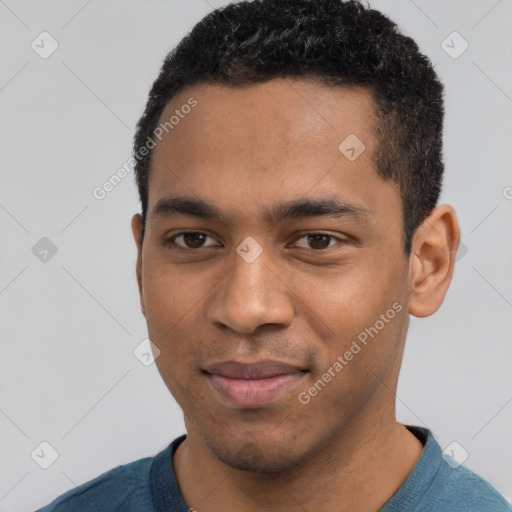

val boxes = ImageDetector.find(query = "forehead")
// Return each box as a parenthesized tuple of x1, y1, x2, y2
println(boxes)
(157, 78, 375, 157)
(147, 79, 396, 225)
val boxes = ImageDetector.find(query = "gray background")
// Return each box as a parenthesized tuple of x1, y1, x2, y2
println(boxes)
(0, 0, 511, 510)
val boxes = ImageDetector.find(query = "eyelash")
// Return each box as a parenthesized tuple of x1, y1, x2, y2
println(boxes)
(164, 231, 345, 251)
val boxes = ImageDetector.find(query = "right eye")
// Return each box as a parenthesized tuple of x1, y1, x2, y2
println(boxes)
(164, 231, 221, 250)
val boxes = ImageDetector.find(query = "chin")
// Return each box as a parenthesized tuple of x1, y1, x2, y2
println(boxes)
(195, 420, 324, 474)
(207, 437, 306, 473)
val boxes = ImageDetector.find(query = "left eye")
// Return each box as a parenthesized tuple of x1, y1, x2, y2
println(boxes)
(293, 233, 343, 250)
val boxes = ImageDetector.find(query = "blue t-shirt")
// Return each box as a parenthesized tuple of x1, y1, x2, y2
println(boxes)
(35, 426, 511, 512)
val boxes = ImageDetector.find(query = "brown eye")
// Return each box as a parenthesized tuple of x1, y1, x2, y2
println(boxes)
(293, 233, 343, 250)
(167, 232, 219, 249)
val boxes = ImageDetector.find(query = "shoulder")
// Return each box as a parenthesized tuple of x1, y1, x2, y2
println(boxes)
(425, 460, 511, 511)
(34, 453, 156, 512)
(392, 426, 511, 512)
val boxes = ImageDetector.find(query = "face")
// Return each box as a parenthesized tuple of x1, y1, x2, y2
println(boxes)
(132, 79, 414, 472)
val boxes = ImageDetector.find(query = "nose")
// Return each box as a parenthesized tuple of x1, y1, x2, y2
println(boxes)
(207, 244, 295, 334)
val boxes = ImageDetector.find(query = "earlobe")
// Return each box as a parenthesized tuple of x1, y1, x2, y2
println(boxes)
(131, 214, 146, 317)
(408, 204, 460, 318)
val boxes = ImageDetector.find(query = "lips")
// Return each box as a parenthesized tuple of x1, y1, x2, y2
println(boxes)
(203, 360, 307, 408)
(204, 360, 305, 379)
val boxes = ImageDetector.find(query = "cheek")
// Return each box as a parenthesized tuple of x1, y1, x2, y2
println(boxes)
(297, 256, 407, 368)
(294, 259, 390, 333)
(297, 307, 408, 427)
(141, 257, 219, 363)
(142, 257, 200, 333)
(142, 287, 195, 389)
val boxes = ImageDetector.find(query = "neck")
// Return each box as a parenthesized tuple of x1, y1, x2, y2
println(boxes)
(173, 416, 424, 512)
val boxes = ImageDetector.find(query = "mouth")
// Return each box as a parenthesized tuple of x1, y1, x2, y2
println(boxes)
(203, 360, 308, 408)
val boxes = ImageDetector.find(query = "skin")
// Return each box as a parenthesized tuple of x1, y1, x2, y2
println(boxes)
(131, 78, 460, 512)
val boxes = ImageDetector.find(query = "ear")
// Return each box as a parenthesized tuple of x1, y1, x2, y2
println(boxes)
(408, 204, 460, 318)
(131, 213, 146, 317)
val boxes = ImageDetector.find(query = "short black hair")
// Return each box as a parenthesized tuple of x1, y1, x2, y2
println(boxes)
(133, 0, 444, 254)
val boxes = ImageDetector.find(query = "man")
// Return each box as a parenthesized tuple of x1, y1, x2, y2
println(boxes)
(36, 0, 511, 510)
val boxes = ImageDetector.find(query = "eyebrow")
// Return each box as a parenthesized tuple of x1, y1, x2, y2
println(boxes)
(151, 194, 371, 225)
